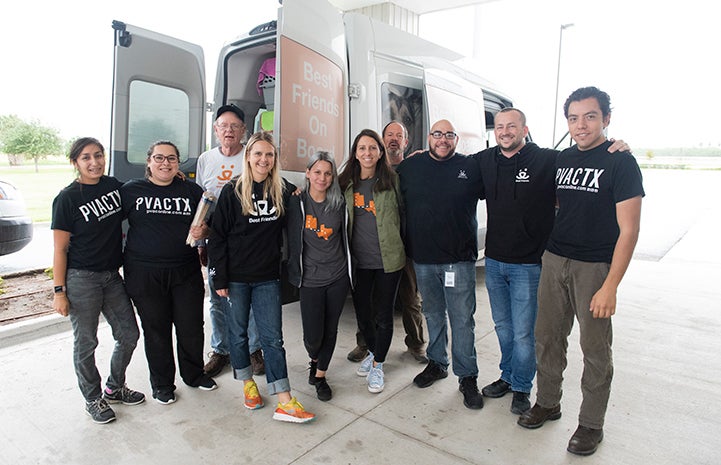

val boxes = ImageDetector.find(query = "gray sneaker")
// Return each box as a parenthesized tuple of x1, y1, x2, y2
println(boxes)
(103, 384, 146, 405)
(85, 398, 116, 424)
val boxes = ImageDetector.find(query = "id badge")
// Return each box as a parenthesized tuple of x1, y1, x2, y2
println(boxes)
(444, 271, 455, 287)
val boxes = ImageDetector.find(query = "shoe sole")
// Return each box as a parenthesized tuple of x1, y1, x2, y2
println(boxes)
(482, 389, 510, 398)
(244, 402, 264, 410)
(198, 384, 218, 391)
(517, 411, 562, 429)
(368, 385, 384, 393)
(104, 398, 146, 406)
(272, 412, 316, 423)
(567, 433, 603, 456)
(85, 409, 116, 424)
(414, 372, 448, 388)
(154, 397, 176, 405)
(356, 368, 370, 377)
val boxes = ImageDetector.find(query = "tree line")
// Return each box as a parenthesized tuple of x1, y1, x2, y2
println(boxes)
(0, 115, 64, 172)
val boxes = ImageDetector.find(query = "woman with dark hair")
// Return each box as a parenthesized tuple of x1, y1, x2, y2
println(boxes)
(52, 137, 144, 424)
(121, 140, 217, 405)
(338, 129, 405, 394)
(288, 151, 351, 402)
(208, 131, 315, 423)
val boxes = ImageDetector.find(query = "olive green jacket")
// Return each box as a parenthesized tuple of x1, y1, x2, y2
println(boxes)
(343, 178, 405, 273)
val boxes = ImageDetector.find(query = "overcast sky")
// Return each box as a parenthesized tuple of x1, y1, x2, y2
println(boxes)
(0, 0, 716, 150)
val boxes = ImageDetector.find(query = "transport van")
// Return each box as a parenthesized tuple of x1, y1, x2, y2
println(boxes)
(109, 0, 514, 259)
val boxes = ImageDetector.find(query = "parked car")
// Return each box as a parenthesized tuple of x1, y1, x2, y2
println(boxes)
(0, 179, 33, 256)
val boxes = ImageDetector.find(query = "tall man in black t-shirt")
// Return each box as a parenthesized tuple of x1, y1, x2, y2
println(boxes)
(518, 87, 644, 457)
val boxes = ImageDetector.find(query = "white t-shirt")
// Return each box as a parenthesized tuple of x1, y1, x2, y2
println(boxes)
(195, 146, 245, 197)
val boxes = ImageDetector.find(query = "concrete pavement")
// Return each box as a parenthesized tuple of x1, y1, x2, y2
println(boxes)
(1, 241, 719, 464)
(1, 168, 720, 464)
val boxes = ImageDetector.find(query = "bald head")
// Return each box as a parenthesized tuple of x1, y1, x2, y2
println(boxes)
(428, 119, 458, 161)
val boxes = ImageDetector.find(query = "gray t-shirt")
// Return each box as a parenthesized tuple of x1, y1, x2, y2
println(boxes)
(351, 178, 383, 269)
(302, 196, 347, 287)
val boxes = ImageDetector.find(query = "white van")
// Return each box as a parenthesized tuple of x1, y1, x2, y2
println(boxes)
(109, 0, 514, 256)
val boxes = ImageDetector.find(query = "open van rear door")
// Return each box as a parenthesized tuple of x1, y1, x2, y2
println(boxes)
(423, 68, 486, 154)
(276, 0, 348, 172)
(110, 21, 205, 182)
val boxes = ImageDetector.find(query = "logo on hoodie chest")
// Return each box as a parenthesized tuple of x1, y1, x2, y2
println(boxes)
(516, 168, 530, 183)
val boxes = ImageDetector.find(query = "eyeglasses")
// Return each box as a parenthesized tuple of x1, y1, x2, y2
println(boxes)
(151, 154, 179, 164)
(430, 131, 457, 140)
(215, 123, 244, 132)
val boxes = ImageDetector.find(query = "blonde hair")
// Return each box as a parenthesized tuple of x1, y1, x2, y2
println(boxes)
(234, 131, 286, 216)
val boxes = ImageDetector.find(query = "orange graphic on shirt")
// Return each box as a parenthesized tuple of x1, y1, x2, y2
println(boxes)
(217, 164, 235, 182)
(353, 192, 376, 216)
(305, 214, 333, 240)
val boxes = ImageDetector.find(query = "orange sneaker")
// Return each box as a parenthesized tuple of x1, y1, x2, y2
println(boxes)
(272, 397, 316, 423)
(243, 380, 264, 410)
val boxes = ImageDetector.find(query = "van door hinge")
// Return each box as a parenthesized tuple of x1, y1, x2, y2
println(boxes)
(348, 83, 362, 100)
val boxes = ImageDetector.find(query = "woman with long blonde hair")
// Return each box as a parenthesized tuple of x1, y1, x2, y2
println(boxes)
(208, 131, 315, 423)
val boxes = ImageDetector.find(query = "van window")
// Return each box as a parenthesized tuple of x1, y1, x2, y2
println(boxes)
(127, 80, 190, 164)
(380, 83, 424, 153)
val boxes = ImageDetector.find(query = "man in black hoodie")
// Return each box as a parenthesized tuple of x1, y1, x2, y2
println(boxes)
(474, 108, 628, 417)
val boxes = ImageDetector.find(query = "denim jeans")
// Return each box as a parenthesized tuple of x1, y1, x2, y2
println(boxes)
(413, 261, 478, 378)
(484, 257, 541, 393)
(208, 269, 260, 355)
(66, 269, 139, 402)
(226, 280, 290, 395)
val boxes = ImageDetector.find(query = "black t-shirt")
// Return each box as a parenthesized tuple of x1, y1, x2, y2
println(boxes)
(121, 177, 204, 267)
(51, 176, 124, 271)
(397, 151, 483, 264)
(547, 140, 645, 263)
(208, 178, 296, 286)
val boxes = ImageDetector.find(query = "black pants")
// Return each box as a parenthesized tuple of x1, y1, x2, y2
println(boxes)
(124, 261, 206, 393)
(299, 276, 350, 372)
(352, 268, 402, 363)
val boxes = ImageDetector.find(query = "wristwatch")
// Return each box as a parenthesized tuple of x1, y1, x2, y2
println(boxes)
(54, 285, 66, 294)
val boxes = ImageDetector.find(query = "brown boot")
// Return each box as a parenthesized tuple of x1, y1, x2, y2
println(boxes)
(203, 352, 230, 377)
(250, 349, 265, 376)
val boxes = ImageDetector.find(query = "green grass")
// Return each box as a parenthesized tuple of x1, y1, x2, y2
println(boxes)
(0, 162, 76, 223)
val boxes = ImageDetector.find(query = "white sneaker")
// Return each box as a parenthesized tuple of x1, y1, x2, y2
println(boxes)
(367, 363, 385, 393)
(356, 352, 374, 377)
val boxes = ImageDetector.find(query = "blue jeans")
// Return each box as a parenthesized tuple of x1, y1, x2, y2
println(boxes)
(484, 258, 541, 393)
(413, 261, 478, 379)
(226, 280, 290, 395)
(66, 269, 139, 402)
(208, 270, 260, 355)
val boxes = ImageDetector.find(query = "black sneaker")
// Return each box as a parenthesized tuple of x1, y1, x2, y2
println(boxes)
(308, 360, 318, 385)
(85, 398, 116, 424)
(314, 377, 333, 402)
(103, 384, 146, 405)
(511, 391, 531, 415)
(413, 361, 448, 388)
(481, 378, 511, 398)
(459, 376, 484, 409)
(153, 390, 176, 405)
(196, 375, 218, 391)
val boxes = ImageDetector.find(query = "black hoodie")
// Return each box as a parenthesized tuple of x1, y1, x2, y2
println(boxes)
(472, 142, 557, 264)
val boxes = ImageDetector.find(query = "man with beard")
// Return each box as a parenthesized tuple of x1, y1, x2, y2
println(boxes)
(347, 121, 428, 364)
(475, 108, 629, 417)
(396, 119, 484, 410)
